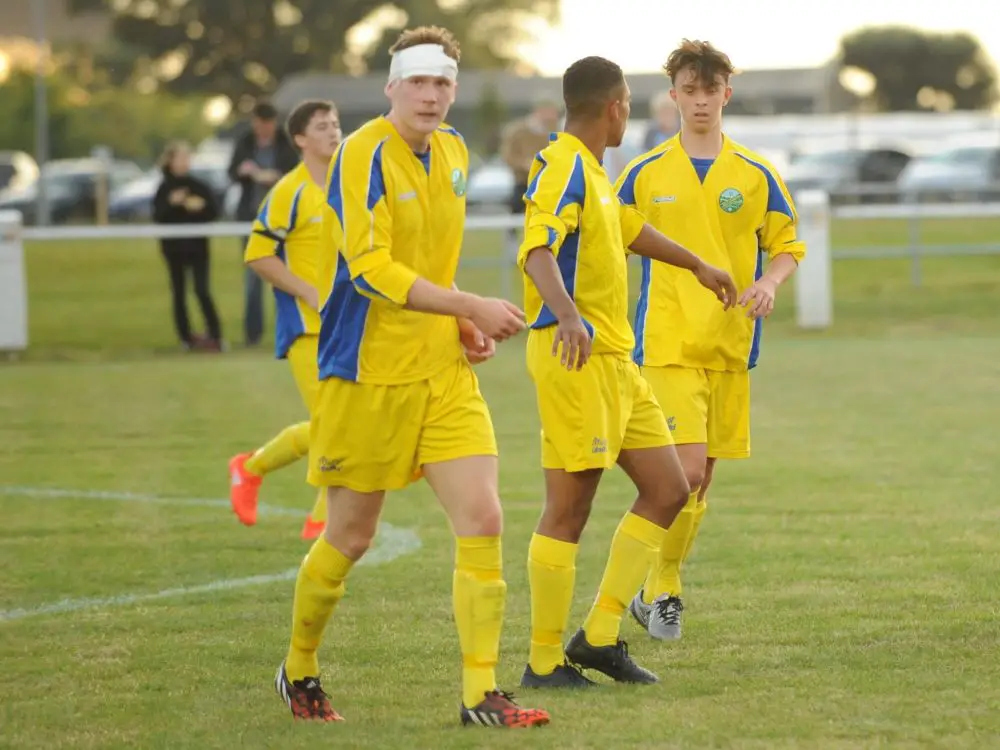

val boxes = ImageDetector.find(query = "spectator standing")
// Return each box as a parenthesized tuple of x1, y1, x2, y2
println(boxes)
(227, 101, 299, 347)
(499, 100, 563, 215)
(152, 141, 223, 352)
(643, 91, 680, 151)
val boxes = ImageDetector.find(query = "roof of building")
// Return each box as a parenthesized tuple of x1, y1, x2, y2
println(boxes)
(274, 65, 837, 114)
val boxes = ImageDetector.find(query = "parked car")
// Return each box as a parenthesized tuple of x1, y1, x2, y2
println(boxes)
(108, 155, 231, 222)
(784, 147, 911, 203)
(0, 158, 143, 224)
(897, 145, 1000, 202)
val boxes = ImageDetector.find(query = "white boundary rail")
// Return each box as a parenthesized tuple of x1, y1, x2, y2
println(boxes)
(3, 197, 1000, 352)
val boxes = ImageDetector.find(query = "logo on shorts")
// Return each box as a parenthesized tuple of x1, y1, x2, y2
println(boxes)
(318, 456, 343, 472)
(451, 168, 467, 197)
(666, 416, 677, 432)
(591, 437, 608, 454)
(719, 187, 744, 213)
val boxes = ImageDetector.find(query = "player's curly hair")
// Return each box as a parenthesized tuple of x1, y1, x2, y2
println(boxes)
(664, 39, 736, 85)
(389, 25, 461, 62)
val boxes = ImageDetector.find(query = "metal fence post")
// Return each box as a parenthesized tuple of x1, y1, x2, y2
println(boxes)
(0, 210, 29, 354)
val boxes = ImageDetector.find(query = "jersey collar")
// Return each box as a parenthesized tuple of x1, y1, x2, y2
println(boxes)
(551, 132, 604, 170)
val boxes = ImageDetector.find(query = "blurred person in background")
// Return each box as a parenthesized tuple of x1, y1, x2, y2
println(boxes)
(228, 101, 299, 348)
(501, 99, 563, 213)
(229, 99, 342, 541)
(152, 141, 223, 352)
(642, 90, 680, 151)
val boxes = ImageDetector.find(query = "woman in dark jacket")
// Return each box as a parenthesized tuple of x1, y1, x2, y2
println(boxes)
(152, 141, 224, 351)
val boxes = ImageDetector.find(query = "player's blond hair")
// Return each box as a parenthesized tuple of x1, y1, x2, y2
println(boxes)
(389, 26, 461, 63)
(664, 40, 736, 85)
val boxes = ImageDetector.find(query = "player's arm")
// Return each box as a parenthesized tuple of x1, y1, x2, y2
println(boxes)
(330, 140, 524, 341)
(738, 169, 807, 319)
(517, 154, 591, 370)
(615, 170, 737, 308)
(245, 187, 319, 311)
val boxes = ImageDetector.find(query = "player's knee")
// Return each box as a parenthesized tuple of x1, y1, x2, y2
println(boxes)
(451, 492, 503, 537)
(538, 498, 592, 543)
(325, 523, 376, 561)
(684, 466, 705, 494)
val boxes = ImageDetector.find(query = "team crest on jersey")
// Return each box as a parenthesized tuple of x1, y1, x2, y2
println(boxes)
(719, 187, 744, 213)
(451, 168, 467, 197)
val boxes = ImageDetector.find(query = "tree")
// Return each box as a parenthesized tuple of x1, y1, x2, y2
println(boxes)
(0, 67, 212, 162)
(838, 26, 998, 112)
(69, 0, 558, 104)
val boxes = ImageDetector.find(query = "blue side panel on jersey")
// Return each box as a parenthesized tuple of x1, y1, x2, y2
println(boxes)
(617, 150, 668, 204)
(748, 249, 764, 369)
(556, 154, 587, 214)
(528, 232, 593, 338)
(734, 152, 793, 218)
(272, 242, 306, 359)
(318, 258, 372, 382)
(632, 256, 652, 365)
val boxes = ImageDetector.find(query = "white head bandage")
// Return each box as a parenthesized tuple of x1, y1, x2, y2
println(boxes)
(388, 44, 458, 83)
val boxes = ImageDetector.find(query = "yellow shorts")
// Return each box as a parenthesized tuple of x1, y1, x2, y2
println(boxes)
(307, 358, 497, 492)
(287, 334, 320, 413)
(641, 365, 750, 459)
(527, 329, 671, 473)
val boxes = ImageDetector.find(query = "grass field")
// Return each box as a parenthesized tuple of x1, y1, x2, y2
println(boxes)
(2, 218, 1000, 748)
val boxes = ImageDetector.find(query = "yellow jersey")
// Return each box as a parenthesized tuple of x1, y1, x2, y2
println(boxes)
(617, 134, 806, 372)
(319, 116, 468, 385)
(245, 162, 325, 358)
(517, 132, 646, 358)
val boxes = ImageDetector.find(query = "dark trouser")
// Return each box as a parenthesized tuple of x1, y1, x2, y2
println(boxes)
(161, 244, 222, 344)
(241, 236, 264, 346)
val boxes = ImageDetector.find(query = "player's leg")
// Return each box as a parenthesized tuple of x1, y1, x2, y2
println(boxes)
(672, 370, 750, 588)
(277, 485, 385, 721)
(229, 336, 316, 527)
(521, 345, 651, 686)
(419, 361, 550, 727)
(570, 364, 688, 677)
(523, 466, 603, 688)
(276, 374, 424, 721)
(631, 366, 710, 640)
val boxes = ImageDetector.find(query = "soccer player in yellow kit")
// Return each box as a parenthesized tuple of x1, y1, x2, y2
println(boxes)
(273, 26, 550, 728)
(229, 100, 342, 540)
(619, 41, 806, 641)
(516, 56, 738, 689)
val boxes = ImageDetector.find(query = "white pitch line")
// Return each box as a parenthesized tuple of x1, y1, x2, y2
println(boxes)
(0, 486, 422, 623)
(0, 485, 301, 518)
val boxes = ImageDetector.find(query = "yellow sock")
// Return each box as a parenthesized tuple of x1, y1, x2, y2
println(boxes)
(307, 488, 327, 524)
(527, 533, 578, 676)
(642, 492, 699, 603)
(453, 536, 506, 709)
(584, 512, 669, 647)
(285, 536, 353, 681)
(245, 421, 310, 476)
(681, 497, 707, 563)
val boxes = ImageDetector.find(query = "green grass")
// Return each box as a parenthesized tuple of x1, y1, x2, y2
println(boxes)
(2, 219, 1000, 748)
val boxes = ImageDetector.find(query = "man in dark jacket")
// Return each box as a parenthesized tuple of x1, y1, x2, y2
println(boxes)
(228, 101, 299, 347)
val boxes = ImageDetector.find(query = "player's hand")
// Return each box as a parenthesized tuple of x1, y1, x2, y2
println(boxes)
(469, 297, 526, 342)
(693, 260, 737, 310)
(301, 285, 319, 312)
(738, 277, 778, 319)
(553, 311, 592, 371)
(458, 319, 495, 365)
(168, 188, 188, 205)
